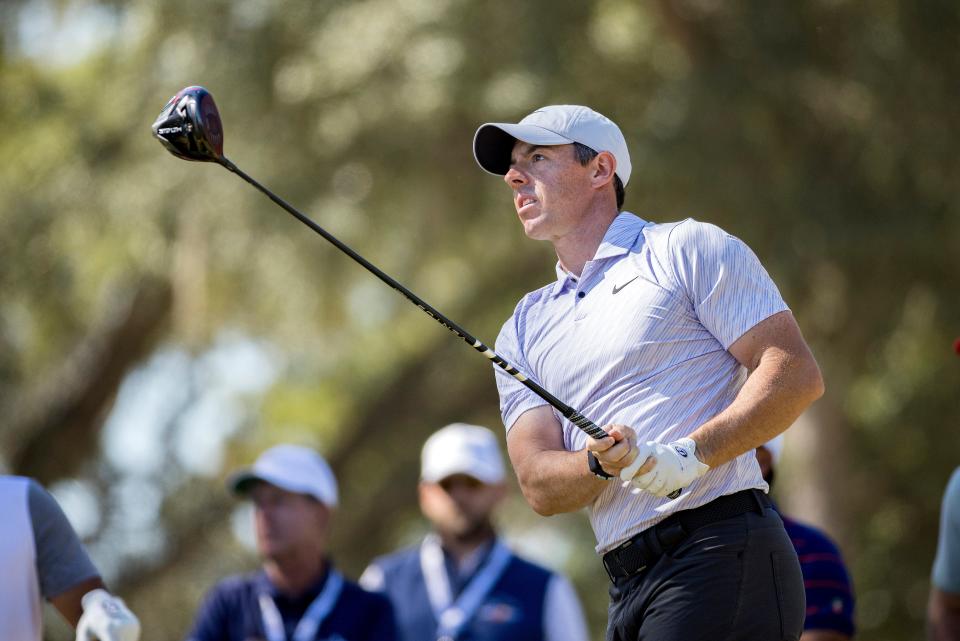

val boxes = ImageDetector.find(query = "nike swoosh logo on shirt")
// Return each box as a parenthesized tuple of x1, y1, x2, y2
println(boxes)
(612, 275, 639, 295)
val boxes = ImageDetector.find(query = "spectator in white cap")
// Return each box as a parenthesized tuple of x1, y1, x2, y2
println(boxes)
(474, 103, 825, 639)
(360, 423, 589, 641)
(185, 444, 397, 641)
(756, 436, 857, 641)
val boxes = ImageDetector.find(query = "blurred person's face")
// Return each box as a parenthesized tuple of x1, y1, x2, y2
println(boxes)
(419, 474, 505, 541)
(250, 482, 330, 562)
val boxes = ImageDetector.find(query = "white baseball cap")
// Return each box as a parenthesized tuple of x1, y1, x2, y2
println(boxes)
(473, 105, 632, 186)
(228, 444, 339, 507)
(760, 435, 785, 468)
(421, 423, 506, 485)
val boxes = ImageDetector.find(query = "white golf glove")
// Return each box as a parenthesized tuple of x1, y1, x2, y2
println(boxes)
(76, 589, 141, 641)
(619, 438, 709, 498)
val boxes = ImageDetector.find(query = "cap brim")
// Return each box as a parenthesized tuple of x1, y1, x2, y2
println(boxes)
(473, 123, 573, 176)
(227, 470, 331, 504)
(227, 470, 266, 496)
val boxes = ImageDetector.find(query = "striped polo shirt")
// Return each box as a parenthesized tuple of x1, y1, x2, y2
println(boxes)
(781, 514, 856, 636)
(494, 212, 789, 553)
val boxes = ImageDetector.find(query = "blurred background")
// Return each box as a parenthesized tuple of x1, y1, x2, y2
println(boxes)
(1, 0, 958, 638)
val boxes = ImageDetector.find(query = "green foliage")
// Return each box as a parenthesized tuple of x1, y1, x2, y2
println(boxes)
(1, 0, 957, 639)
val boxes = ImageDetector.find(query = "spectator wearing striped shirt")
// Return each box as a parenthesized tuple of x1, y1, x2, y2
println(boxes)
(472, 104, 825, 640)
(757, 437, 856, 640)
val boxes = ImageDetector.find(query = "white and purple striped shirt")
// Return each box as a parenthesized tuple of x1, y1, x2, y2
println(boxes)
(494, 213, 789, 553)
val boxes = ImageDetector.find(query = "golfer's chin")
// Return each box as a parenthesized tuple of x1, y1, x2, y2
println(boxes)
(519, 214, 552, 241)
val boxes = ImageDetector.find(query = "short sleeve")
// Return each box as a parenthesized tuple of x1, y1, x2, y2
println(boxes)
(28, 480, 99, 598)
(666, 220, 789, 349)
(493, 308, 549, 432)
(933, 468, 960, 593)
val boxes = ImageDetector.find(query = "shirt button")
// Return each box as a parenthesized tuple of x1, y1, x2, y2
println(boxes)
(577, 291, 586, 299)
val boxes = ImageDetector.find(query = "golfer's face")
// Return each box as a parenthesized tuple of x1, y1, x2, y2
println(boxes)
(250, 482, 329, 560)
(503, 141, 594, 242)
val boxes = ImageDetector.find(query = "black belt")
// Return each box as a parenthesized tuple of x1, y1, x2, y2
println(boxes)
(602, 489, 770, 581)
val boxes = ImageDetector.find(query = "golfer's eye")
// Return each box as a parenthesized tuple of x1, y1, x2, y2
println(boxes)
(532, 153, 545, 162)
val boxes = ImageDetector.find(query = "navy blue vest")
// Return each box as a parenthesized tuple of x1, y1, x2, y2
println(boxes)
(186, 569, 397, 641)
(371, 543, 550, 641)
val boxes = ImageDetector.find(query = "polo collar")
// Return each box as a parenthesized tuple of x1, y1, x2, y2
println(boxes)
(256, 562, 332, 602)
(550, 212, 648, 297)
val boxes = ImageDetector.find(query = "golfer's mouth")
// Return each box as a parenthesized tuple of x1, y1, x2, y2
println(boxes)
(516, 194, 538, 214)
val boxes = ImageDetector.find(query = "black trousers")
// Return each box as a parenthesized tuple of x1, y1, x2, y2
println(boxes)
(605, 499, 805, 641)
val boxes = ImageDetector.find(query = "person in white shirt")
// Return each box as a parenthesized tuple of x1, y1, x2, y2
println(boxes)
(0, 475, 140, 641)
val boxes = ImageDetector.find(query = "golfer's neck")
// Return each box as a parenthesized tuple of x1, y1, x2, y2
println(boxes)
(265, 552, 326, 597)
(554, 207, 618, 277)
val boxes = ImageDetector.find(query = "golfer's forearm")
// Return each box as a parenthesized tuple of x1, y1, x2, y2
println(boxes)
(507, 407, 608, 515)
(513, 449, 606, 516)
(691, 348, 824, 468)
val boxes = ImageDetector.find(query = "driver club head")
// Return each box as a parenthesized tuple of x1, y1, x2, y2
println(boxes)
(152, 86, 224, 162)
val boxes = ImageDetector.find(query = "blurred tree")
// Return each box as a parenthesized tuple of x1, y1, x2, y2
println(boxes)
(1, 0, 957, 639)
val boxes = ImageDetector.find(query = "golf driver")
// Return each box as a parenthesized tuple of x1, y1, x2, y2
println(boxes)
(152, 86, 683, 497)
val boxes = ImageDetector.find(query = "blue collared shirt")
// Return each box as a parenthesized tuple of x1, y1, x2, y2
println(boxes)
(494, 213, 790, 552)
(186, 565, 397, 641)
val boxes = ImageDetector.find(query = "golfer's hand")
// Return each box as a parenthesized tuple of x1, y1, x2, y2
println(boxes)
(586, 424, 650, 478)
(619, 438, 709, 498)
(76, 589, 140, 641)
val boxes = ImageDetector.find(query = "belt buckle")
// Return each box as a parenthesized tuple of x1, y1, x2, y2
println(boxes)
(604, 538, 648, 581)
(603, 543, 629, 580)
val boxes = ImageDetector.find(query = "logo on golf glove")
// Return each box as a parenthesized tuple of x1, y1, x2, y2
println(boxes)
(619, 437, 709, 498)
(76, 589, 141, 641)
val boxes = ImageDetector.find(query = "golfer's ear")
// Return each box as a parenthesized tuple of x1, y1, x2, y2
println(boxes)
(591, 151, 617, 189)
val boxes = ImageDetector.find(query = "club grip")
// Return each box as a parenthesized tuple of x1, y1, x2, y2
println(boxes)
(566, 411, 610, 440)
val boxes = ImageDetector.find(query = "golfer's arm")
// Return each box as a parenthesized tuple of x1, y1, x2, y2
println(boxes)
(507, 406, 608, 516)
(690, 311, 825, 467)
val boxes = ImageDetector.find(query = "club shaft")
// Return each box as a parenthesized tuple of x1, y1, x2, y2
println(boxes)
(218, 157, 609, 441)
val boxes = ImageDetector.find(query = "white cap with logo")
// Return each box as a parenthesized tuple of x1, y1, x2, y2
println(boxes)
(228, 444, 339, 507)
(421, 423, 506, 485)
(473, 105, 632, 186)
